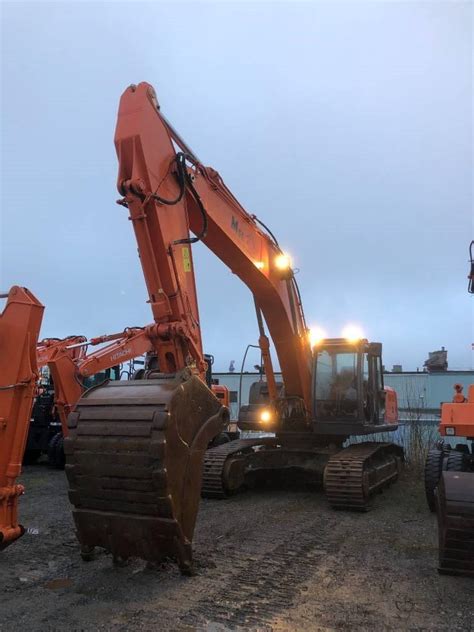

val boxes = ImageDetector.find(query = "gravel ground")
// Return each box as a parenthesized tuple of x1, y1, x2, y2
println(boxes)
(0, 463, 472, 631)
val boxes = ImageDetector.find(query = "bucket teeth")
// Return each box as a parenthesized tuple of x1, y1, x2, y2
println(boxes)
(65, 373, 226, 573)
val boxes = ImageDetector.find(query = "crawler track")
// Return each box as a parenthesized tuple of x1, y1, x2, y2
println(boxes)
(202, 438, 278, 498)
(437, 471, 474, 577)
(324, 442, 404, 511)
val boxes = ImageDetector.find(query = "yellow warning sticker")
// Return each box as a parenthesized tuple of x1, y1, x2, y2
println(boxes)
(182, 246, 191, 272)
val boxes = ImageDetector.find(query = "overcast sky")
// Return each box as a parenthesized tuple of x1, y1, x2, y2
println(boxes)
(1, 1, 472, 372)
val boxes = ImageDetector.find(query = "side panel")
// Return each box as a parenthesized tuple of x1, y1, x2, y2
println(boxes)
(440, 402, 474, 437)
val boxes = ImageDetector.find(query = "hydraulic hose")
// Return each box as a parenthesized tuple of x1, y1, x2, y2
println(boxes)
(151, 152, 208, 245)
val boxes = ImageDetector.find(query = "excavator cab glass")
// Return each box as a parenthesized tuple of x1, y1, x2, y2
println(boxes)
(82, 365, 121, 389)
(312, 339, 390, 436)
(315, 349, 359, 417)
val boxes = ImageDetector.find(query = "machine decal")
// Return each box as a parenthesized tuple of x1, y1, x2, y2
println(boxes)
(110, 347, 132, 362)
(182, 246, 191, 272)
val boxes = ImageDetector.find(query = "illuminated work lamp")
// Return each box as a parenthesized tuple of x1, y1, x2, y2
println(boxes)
(342, 324, 364, 343)
(309, 326, 326, 348)
(259, 408, 272, 424)
(274, 253, 293, 279)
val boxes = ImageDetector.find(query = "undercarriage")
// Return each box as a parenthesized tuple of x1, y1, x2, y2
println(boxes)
(202, 436, 404, 511)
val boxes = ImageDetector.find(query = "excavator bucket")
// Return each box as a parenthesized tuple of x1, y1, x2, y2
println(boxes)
(65, 370, 228, 573)
(0, 287, 43, 550)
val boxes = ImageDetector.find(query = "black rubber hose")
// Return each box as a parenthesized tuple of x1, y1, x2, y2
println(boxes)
(252, 215, 280, 249)
(173, 172, 208, 245)
(151, 152, 187, 206)
(151, 151, 208, 245)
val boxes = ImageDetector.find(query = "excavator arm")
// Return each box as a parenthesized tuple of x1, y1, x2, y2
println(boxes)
(36, 336, 88, 431)
(0, 287, 43, 549)
(37, 336, 87, 369)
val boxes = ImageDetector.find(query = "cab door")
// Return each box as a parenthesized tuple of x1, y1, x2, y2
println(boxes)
(367, 343, 384, 424)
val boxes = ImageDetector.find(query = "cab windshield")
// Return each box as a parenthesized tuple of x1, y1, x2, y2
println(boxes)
(315, 350, 358, 418)
(82, 366, 120, 390)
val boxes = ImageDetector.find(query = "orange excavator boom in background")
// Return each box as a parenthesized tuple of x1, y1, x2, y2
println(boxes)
(63, 83, 403, 573)
(37, 336, 87, 373)
(22, 336, 88, 466)
(29, 330, 154, 468)
(0, 287, 43, 550)
(45, 327, 156, 428)
(12, 320, 229, 475)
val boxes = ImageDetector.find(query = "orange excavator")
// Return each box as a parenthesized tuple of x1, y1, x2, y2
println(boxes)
(424, 241, 474, 577)
(61, 82, 403, 573)
(22, 336, 87, 465)
(38, 329, 204, 466)
(0, 286, 44, 550)
(36, 332, 230, 468)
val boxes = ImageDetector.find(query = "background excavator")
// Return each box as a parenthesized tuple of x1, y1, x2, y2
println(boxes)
(23, 336, 87, 465)
(424, 240, 474, 577)
(62, 82, 403, 574)
(45, 331, 222, 464)
(29, 332, 229, 469)
(0, 287, 44, 550)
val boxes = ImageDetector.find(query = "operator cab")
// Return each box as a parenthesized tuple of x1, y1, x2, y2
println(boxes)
(312, 338, 398, 437)
(82, 365, 121, 389)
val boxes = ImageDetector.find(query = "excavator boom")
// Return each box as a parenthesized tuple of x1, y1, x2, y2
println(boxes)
(114, 82, 312, 418)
